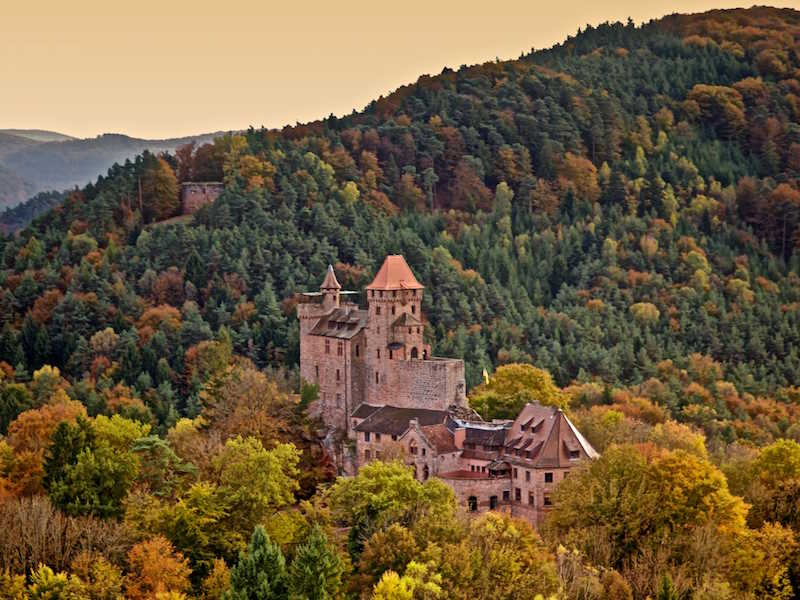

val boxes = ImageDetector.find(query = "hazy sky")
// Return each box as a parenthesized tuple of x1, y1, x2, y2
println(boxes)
(2, 1, 797, 139)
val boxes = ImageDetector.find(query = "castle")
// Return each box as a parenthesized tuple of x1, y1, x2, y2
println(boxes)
(298, 256, 597, 524)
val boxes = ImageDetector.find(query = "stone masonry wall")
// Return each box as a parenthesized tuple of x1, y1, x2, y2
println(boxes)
(181, 182, 223, 214)
(440, 475, 511, 513)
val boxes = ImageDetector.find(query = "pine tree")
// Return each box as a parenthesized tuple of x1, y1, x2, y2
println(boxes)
(287, 525, 343, 600)
(227, 525, 287, 600)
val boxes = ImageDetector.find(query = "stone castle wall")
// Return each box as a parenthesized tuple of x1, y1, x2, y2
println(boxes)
(181, 182, 223, 214)
(369, 357, 466, 410)
(440, 475, 511, 513)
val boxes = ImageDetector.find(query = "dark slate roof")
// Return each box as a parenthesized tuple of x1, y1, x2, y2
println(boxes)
(354, 405, 449, 436)
(351, 403, 381, 419)
(464, 424, 509, 446)
(308, 307, 369, 339)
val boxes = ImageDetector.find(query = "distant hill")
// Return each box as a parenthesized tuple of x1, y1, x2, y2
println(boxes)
(0, 130, 222, 210)
(0, 129, 76, 142)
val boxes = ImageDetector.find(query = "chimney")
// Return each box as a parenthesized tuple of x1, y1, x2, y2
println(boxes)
(454, 427, 466, 449)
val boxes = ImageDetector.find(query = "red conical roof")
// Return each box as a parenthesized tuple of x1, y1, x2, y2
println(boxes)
(320, 264, 341, 290)
(366, 255, 423, 290)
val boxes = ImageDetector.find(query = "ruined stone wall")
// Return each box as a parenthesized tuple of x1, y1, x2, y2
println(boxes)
(180, 182, 223, 214)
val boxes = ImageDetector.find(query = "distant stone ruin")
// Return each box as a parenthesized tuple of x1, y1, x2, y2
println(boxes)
(180, 182, 223, 214)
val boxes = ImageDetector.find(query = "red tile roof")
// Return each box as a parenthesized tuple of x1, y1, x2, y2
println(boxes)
(366, 255, 423, 290)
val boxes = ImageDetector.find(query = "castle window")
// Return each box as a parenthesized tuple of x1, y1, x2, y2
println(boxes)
(525, 470, 531, 482)
(370, 290, 374, 298)
(377, 349, 380, 359)
(412, 289, 417, 297)
(422, 448, 426, 457)
(355, 344, 360, 357)
(569, 449, 580, 460)
(379, 291, 383, 298)
(545, 472, 553, 483)
(411, 304, 416, 314)
(364, 432, 371, 442)
(376, 306, 381, 315)
(422, 465, 429, 480)
(336, 369, 340, 381)
(337, 342, 343, 356)
(515, 488, 521, 502)
(468, 496, 477, 512)
(315, 365, 319, 380)
(325, 340, 330, 354)
(391, 306, 396, 315)
(411, 347, 418, 359)
(391, 435, 397, 441)
(470, 464, 474, 471)
(410, 442, 418, 455)
(389, 350, 393, 359)
(544, 495, 553, 506)
(529, 492, 535, 506)
(513, 468, 518, 479)
(409, 328, 412, 334)
(375, 372, 379, 384)
(377, 326, 380, 334)
(336, 393, 341, 407)
(502, 490, 510, 502)
(375, 433, 381, 441)
(392, 290, 397, 298)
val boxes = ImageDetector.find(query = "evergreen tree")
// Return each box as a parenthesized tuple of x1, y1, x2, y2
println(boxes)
(287, 525, 343, 600)
(227, 526, 287, 600)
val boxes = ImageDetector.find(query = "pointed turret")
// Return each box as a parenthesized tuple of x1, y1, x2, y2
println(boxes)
(321, 264, 341, 291)
(320, 264, 340, 310)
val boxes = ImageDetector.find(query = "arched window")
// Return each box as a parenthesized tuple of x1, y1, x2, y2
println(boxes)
(468, 496, 478, 512)
(422, 465, 429, 481)
(410, 347, 419, 359)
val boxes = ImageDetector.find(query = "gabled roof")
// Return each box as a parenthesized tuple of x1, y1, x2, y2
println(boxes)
(320, 264, 341, 290)
(366, 255, 423, 291)
(354, 405, 448, 436)
(308, 307, 369, 339)
(504, 403, 599, 467)
(420, 424, 458, 453)
(351, 403, 381, 419)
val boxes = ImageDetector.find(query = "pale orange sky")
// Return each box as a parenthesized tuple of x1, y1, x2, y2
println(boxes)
(1, 1, 796, 139)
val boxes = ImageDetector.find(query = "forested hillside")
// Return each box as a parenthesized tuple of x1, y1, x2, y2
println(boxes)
(0, 131, 220, 209)
(1, 7, 800, 599)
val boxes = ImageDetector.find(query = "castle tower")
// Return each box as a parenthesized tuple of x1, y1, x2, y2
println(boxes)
(364, 256, 431, 405)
